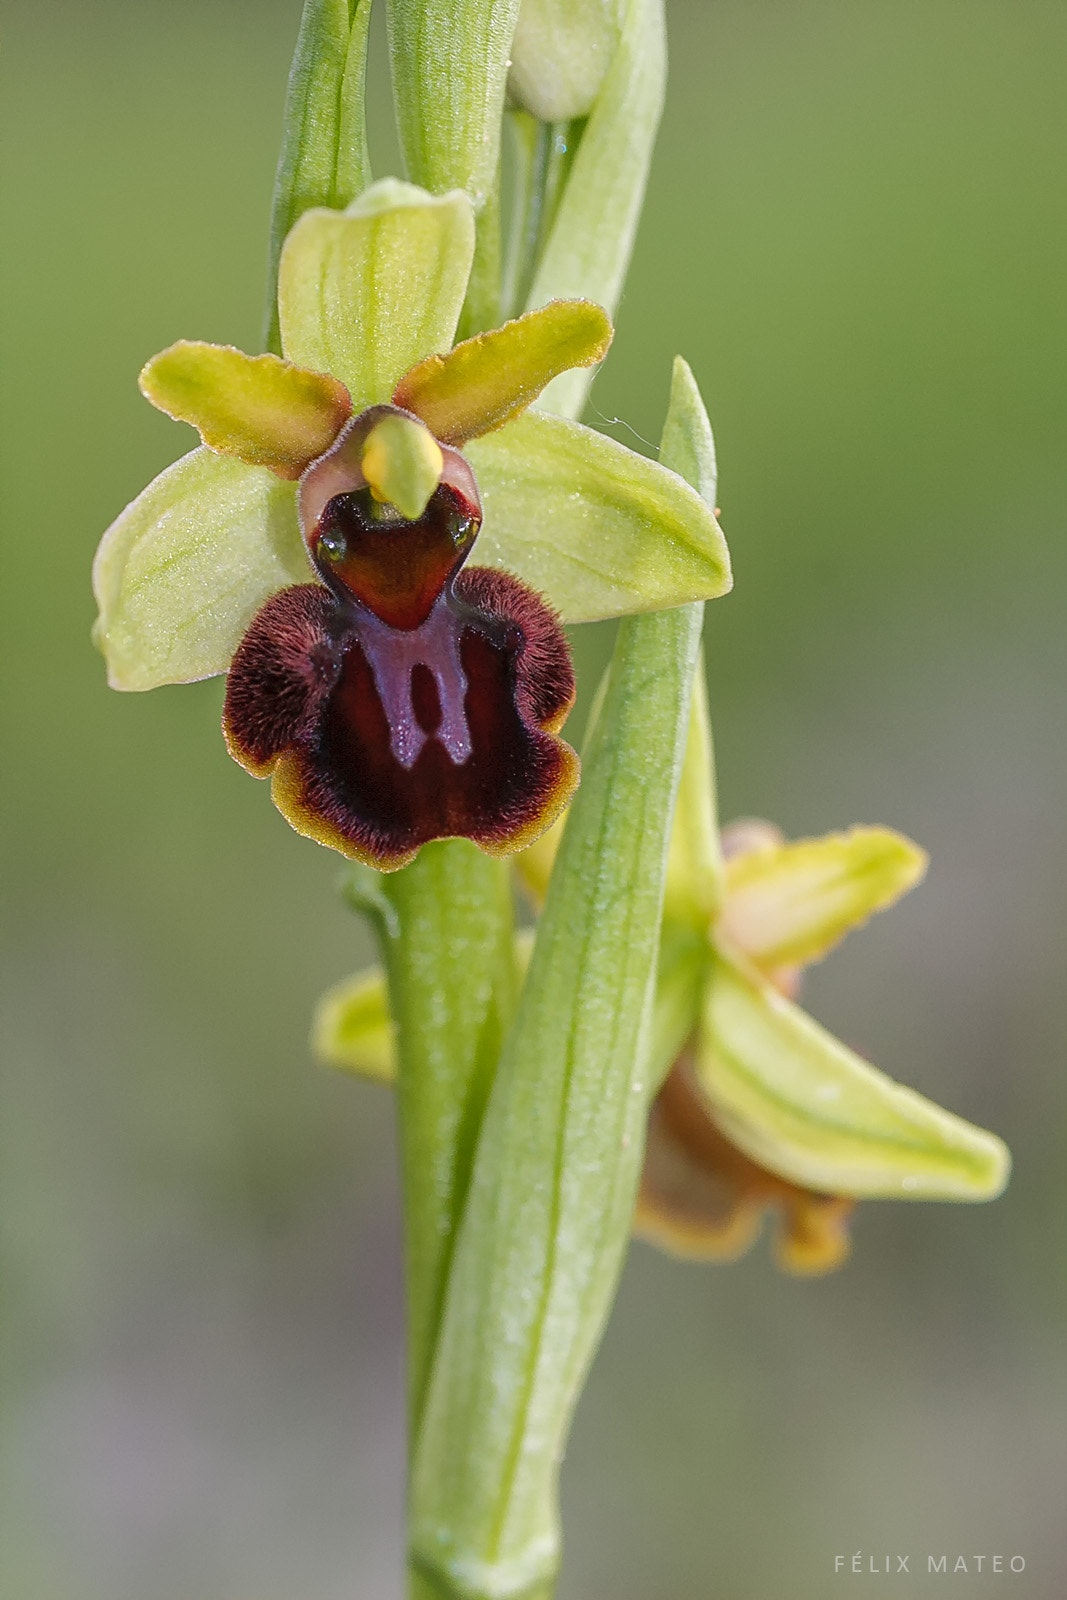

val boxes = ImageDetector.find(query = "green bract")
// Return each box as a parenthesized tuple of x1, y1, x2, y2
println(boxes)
(93, 180, 731, 694)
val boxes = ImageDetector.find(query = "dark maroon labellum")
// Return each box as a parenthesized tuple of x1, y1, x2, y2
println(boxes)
(223, 410, 578, 869)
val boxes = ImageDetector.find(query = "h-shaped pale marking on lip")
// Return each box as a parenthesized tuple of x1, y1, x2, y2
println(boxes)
(355, 603, 472, 769)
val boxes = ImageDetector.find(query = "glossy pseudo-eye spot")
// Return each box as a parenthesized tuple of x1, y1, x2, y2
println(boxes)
(223, 405, 579, 869)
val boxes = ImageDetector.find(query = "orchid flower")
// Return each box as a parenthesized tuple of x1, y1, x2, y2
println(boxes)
(92, 179, 730, 868)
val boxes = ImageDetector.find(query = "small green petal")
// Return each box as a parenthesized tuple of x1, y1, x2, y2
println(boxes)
(92, 448, 310, 691)
(277, 179, 476, 407)
(393, 300, 613, 445)
(720, 826, 928, 970)
(362, 413, 444, 519)
(465, 410, 732, 621)
(312, 967, 396, 1081)
(696, 948, 1010, 1201)
(139, 342, 352, 479)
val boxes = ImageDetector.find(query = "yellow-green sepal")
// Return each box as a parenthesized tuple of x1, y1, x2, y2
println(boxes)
(91, 449, 311, 691)
(278, 179, 476, 407)
(315, 931, 536, 1084)
(695, 947, 1011, 1201)
(313, 967, 396, 1082)
(139, 342, 352, 479)
(392, 300, 612, 445)
(466, 408, 732, 621)
(719, 826, 928, 969)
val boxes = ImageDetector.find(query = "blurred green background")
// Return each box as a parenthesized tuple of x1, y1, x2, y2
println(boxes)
(2, 1, 1065, 1595)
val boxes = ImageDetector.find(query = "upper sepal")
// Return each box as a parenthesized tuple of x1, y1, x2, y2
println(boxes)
(278, 178, 476, 407)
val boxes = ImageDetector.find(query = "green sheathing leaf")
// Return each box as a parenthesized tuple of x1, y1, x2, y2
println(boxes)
(139, 342, 352, 478)
(393, 300, 613, 445)
(527, 0, 666, 419)
(91, 449, 310, 691)
(720, 826, 928, 969)
(353, 846, 519, 1442)
(698, 948, 1011, 1201)
(265, 0, 374, 353)
(408, 372, 710, 1600)
(278, 180, 475, 408)
(466, 409, 731, 621)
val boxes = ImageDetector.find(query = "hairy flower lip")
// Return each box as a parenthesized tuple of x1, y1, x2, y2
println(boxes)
(223, 564, 579, 871)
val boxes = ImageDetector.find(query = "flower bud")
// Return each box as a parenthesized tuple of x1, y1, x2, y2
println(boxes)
(508, 0, 622, 122)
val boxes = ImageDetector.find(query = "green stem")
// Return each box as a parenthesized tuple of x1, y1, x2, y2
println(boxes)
(353, 843, 518, 1443)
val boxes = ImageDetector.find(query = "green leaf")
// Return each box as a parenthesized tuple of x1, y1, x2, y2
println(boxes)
(465, 408, 732, 621)
(392, 300, 613, 445)
(265, 0, 374, 353)
(697, 947, 1011, 1201)
(409, 369, 709, 1600)
(91, 448, 310, 691)
(526, 0, 666, 419)
(277, 179, 475, 408)
(385, 0, 520, 212)
(509, 0, 622, 122)
(719, 826, 928, 970)
(313, 966, 396, 1081)
(139, 342, 352, 479)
